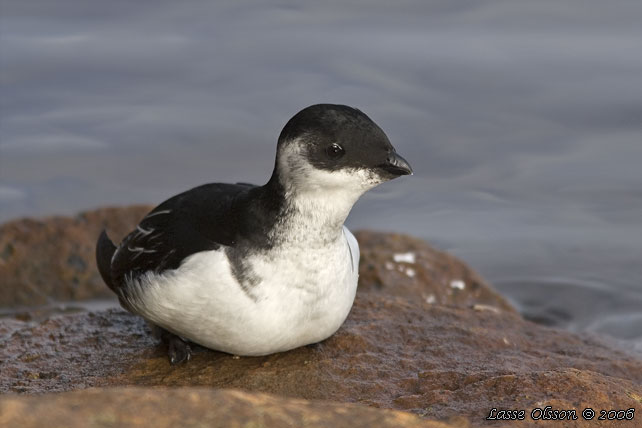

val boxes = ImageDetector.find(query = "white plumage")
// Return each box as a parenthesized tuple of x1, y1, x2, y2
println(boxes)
(125, 226, 358, 356)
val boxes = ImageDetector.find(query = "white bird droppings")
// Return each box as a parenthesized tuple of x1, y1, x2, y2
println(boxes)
(450, 280, 465, 290)
(405, 268, 416, 277)
(472, 304, 500, 314)
(393, 252, 416, 264)
(425, 294, 436, 304)
(384, 261, 394, 270)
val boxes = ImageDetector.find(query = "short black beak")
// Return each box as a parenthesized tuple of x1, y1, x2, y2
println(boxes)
(379, 151, 413, 176)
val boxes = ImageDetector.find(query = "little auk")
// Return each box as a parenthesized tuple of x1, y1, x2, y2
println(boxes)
(96, 104, 412, 364)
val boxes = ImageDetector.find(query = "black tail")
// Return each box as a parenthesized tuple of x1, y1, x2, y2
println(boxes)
(96, 230, 118, 292)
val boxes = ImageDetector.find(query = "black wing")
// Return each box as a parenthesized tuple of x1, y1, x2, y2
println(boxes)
(105, 182, 257, 291)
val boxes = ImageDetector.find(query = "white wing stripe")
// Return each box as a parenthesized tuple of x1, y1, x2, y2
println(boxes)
(144, 209, 171, 219)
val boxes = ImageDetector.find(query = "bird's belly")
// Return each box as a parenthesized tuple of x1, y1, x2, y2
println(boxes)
(125, 241, 358, 356)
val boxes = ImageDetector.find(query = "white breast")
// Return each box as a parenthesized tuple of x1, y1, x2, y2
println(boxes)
(124, 227, 359, 356)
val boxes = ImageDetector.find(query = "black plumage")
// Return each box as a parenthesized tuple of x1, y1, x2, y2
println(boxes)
(97, 180, 288, 297)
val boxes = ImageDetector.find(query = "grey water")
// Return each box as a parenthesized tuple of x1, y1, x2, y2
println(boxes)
(1, 1, 641, 353)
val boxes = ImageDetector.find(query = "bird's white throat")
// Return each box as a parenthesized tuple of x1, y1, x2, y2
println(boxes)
(273, 143, 383, 246)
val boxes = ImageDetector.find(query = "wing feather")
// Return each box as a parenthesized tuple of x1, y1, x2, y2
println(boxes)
(109, 183, 257, 290)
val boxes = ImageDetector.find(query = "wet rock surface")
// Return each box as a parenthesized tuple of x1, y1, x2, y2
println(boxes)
(0, 387, 448, 428)
(1, 295, 640, 426)
(0, 309, 153, 394)
(1, 206, 641, 427)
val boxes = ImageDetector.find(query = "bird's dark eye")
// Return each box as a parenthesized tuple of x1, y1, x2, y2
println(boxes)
(326, 143, 345, 159)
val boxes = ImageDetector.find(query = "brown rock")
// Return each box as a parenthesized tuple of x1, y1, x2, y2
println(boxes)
(0, 206, 510, 312)
(0, 205, 152, 306)
(0, 387, 451, 428)
(355, 231, 514, 312)
(2, 206, 640, 427)
(1, 295, 640, 427)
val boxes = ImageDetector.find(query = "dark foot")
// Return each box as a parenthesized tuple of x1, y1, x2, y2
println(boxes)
(158, 328, 192, 365)
(168, 336, 192, 365)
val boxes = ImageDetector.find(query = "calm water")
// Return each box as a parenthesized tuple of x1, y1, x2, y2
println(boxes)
(1, 1, 641, 353)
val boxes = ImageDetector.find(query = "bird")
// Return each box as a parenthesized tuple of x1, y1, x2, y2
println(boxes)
(96, 104, 412, 364)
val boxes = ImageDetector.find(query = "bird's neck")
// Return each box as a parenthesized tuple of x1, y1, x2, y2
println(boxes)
(258, 172, 362, 248)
